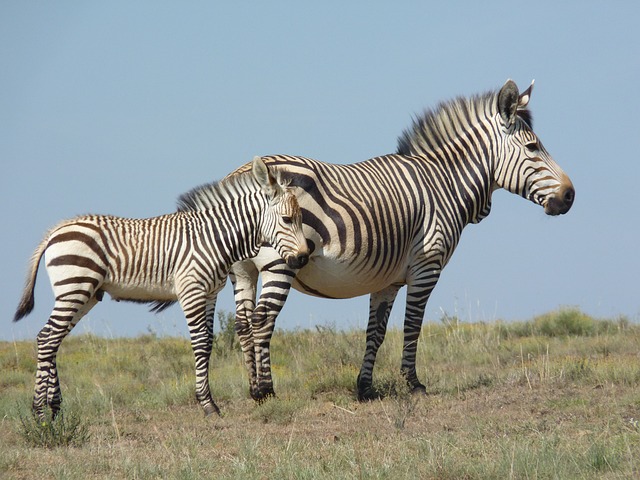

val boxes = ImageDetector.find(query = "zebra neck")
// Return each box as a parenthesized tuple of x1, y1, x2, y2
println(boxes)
(193, 193, 266, 264)
(420, 152, 494, 227)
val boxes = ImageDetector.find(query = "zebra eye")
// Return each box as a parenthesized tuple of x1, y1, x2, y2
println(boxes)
(525, 142, 539, 152)
(282, 216, 293, 225)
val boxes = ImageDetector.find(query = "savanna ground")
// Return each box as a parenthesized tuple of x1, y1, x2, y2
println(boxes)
(1, 309, 639, 479)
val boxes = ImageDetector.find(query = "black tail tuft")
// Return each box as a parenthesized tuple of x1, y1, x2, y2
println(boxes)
(14, 297, 35, 322)
(149, 301, 177, 313)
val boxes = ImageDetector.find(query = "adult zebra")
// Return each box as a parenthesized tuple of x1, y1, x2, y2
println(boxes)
(14, 157, 309, 419)
(229, 80, 575, 401)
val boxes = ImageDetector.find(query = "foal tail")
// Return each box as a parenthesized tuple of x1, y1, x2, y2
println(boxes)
(14, 235, 50, 322)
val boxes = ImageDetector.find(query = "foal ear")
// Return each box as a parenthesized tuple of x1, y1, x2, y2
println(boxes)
(497, 79, 520, 127)
(252, 156, 282, 198)
(518, 80, 535, 109)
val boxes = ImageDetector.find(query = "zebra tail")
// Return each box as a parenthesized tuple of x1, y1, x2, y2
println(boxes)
(14, 236, 49, 322)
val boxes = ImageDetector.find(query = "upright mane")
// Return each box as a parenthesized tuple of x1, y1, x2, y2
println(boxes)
(177, 169, 257, 212)
(396, 88, 533, 157)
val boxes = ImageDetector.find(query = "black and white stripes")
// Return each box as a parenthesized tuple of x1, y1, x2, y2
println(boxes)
(14, 157, 308, 419)
(229, 80, 574, 401)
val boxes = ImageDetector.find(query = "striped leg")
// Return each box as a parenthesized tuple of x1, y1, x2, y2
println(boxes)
(34, 295, 98, 420)
(229, 262, 260, 401)
(357, 284, 402, 400)
(400, 282, 435, 394)
(251, 260, 297, 401)
(179, 286, 220, 416)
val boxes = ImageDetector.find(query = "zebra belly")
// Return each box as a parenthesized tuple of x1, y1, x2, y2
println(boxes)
(102, 282, 178, 303)
(291, 257, 405, 299)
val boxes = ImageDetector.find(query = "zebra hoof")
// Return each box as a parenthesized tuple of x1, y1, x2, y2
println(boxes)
(251, 386, 276, 403)
(249, 383, 263, 402)
(357, 386, 381, 402)
(256, 391, 276, 405)
(249, 388, 260, 402)
(410, 384, 428, 396)
(203, 402, 221, 417)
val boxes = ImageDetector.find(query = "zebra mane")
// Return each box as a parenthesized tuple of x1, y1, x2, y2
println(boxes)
(176, 169, 257, 212)
(396, 89, 533, 156)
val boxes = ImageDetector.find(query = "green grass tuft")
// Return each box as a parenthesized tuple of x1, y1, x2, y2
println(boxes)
(16, 405, 90, 448)
(251, 397, 307, 425)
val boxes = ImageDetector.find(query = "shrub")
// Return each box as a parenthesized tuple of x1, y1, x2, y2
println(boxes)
(494, 310, 634, 340)
(251, 397, 307, 425)
(533, 309, 597, 337)
(16, 406, 90, 448)
(374, 371, 418, 429)
(213, 310, 240, 357)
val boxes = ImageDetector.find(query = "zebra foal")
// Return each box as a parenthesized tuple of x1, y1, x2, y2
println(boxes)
(14, 157, 309, 419)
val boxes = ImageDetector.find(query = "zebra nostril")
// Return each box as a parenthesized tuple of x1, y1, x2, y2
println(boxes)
(563, 187, 575, 205)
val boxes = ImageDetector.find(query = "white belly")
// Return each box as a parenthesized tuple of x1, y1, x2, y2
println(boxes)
(292, 256, 406, 299)
(102, 281, 178, 302)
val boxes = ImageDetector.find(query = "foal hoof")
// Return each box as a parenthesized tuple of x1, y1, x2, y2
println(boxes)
(203, 402, 221, 417)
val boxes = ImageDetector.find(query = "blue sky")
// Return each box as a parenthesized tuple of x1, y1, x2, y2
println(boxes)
(2, 2, 638, 341)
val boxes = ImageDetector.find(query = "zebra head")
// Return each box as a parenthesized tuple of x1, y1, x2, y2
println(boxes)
(252, 157, 310, 269)
(495, 79, 575, 215)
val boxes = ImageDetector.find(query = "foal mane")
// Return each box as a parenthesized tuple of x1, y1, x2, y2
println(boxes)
(176, 169, 255, 212)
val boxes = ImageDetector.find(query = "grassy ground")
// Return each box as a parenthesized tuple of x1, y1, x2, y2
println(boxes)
(1, 309, 639, 479)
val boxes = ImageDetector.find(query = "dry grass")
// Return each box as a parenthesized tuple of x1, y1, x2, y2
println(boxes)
(1, 309, 639, 479)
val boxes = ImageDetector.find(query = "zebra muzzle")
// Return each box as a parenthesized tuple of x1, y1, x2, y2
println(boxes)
(544, 182, 575, 216)
(286, 252, 309, 270)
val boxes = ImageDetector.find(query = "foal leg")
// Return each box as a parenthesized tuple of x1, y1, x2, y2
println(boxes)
(34, 295, 98, 420)
(179, 286, 220, 416)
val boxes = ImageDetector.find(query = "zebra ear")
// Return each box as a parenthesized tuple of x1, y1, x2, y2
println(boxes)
(518, 80, 534, 109)
(252, 156, 282, 198)
(497, 79, 520, 127)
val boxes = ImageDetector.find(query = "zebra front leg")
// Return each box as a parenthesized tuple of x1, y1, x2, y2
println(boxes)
(34, 297, 98, 420)
(229, 262, 260, 401)
(357, 284, 402, 401)
(180, 289, 220, 416)
(400, 283, 432, 395)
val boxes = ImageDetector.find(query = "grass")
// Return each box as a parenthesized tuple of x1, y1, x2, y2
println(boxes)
(16, 407, 91, 449)
(1, 308, 639, 479)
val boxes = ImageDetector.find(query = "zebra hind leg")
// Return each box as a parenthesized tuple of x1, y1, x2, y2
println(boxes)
(33, 296, 98, 421)
(357, 285, 401, 401)
(229, 264, 261, 401)
(234, 300, 260, 401)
